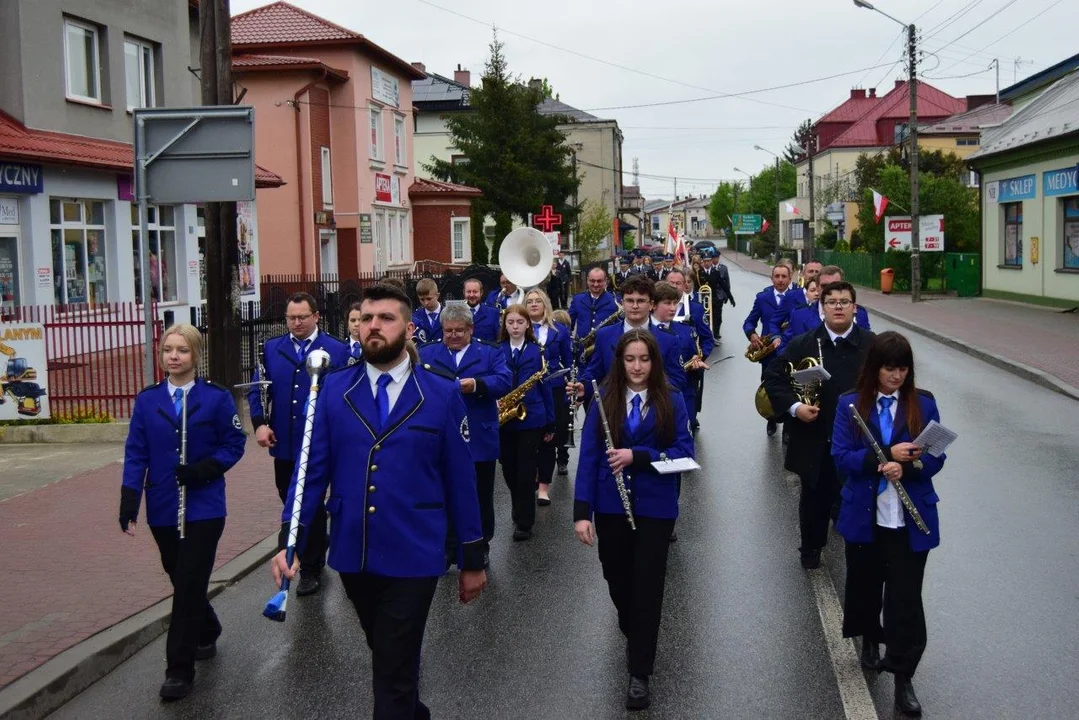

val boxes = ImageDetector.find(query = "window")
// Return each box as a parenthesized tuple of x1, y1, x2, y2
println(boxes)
(1003, 202, 1022, 267)
(451, 217, 469, 263)
(320, 146, 333, 207)
(64, 19, 101, 102)
(394, 115, 406, 166)
(50, 199, 108, 305)
(131, 204, 177, 302)
(124, 39, 156, 110)
(369, 108, 384, 161)
(0, 234, 20, 314)
(893, 123, 909, 145)
(956, 138, 979, 147)
(1063, 198, 1079, 270)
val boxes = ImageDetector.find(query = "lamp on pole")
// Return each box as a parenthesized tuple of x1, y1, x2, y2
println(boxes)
(854, 0, 921, 302)
(753, 145, 781, 262)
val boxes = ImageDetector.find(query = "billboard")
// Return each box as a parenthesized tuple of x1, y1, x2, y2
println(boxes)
(884, 215, 944, 252)
(0, 323, 49, 419)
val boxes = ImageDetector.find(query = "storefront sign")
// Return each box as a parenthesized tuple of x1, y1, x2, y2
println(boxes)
(0, 197, 19, 225)
(236, 201, 258, 296)
(884, 215, 945, 252)
(0, 163, 43, 194)
(375, 173, 392, 203)
(0, 323, 50, 419)
(390, 176, 401, 206)
(36, 267, 51, 289)
(1042, 165, 1079, 197)
(371, 66, 400, 108)
(359, 213, 373, 243)
(988, 174, 1037, 203)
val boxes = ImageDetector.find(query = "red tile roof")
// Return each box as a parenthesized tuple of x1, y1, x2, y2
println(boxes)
(0, 110, 285, 188)
(408, 177, 482, 198)
(827, 80, 965, 149)
(232, 53, 349, 81)
(818, 92, 882, 124)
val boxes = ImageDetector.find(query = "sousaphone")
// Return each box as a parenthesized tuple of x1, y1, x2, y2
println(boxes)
(499, 227, 554, 291)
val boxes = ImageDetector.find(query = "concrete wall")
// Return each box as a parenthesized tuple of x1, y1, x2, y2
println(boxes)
(0, 1, 26, 122)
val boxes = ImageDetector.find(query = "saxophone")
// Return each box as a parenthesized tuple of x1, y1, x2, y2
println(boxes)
(580, 306, 624, 359)
(497, 356, 548, 426)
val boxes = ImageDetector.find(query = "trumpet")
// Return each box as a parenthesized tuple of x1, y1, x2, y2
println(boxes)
(497, 356, 548, 426)
(693, 269, 714, 331)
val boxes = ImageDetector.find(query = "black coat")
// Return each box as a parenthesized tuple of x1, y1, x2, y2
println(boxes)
(764, 323, 874, 486)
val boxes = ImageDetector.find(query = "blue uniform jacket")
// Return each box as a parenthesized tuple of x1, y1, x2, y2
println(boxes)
(411, 307, 442, 345)
(537, 322, 573, 387)
(573, 390, 694, 520)
(781, 302, 872, 350)
(831, 390, 946, 552)
(669, 322, 699, 409)
(486, 290, 515, 310)
(285, 363, 486, 575)
(248, 332, 350, 461)
(580, 323, 687, 403)
(500, 341, 554, 430)
(123, 379, 246, 527)
(419, 340, 512, 462)
(674, 299, 715, 358)
(742, 288, 791, 340)
(468, 303, 502, 342)
(568, 291, 619, 341)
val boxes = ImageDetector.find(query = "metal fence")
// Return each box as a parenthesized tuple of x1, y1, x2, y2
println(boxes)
(815, 251, 981, 296)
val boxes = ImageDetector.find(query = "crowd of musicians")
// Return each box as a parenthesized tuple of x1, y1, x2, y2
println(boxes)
(116, 245, 946, 718)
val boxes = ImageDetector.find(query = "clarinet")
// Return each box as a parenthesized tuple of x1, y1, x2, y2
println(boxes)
(590, 380, 636, 530)
(177, 389, 188, 539)
(566, 329, 579, 448)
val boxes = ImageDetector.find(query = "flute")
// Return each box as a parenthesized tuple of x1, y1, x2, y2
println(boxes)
(590, 380, 636, 530)
(847, 403, 930, 535)
(566, 328, 578, 448)
(177, 389, 188, 539)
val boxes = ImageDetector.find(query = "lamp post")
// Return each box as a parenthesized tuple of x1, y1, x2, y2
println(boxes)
(854, 0, 921, 302)
(753, 145, 781, 262)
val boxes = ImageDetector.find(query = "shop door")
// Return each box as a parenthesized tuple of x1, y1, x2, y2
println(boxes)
(0, 234, 20, 315)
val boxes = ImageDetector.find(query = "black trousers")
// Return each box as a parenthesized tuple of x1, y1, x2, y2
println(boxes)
(595, 513, 676, 677)
(275, 458, 327, 575)
(340, 572, 439, 720)
(500, 427, 542, 530)
(690, 370, 705, 415)
(150, 517, 225, 682)
(537, 392, 570, 484)
(843, 527, 930, 677)
(798, 445, 840, 553)
(475, 460, 496, 542)
(712, 301, 724, 336)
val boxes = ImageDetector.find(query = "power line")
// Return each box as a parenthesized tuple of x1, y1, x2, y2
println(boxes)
(856, 27, 906, 88)
(621, 125, 794, 131)
(923, 0, 987, 39)
(930, 0, 1067, 75)
(930, 0, 1022, 54)
(925, 63, 995, 81)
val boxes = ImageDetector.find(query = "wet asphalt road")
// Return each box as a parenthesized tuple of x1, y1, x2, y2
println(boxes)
(51, 262, 1079, 719)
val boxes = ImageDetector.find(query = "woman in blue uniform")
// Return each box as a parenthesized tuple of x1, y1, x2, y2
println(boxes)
(499, 304, 554, 541)
(119, 324, 246, 700)
(573, 330, 695, 711)
(832, 331, 946, 716)
(525, 288, 573, 505)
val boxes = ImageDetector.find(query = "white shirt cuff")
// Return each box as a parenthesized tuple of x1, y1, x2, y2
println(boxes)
(789, 402, 802, 417)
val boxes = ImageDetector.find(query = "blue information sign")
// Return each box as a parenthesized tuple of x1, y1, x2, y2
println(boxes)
(0, 162, 44, 194)
(996, 174, 1037, 202)
(1043, 165, 1079, 197)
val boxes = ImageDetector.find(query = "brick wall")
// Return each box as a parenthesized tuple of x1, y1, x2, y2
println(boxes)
(309, 86, 331, 213)
(413, 202, 471, 264)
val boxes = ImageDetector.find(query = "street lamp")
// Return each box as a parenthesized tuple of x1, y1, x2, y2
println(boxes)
(854, 0, 922, 302)
(754, 145, 781, 262)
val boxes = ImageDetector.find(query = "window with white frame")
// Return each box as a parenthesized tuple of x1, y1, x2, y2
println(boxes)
(131, 204, 177, 303)
(124, 38, 156, 110)
(50, 199, 108, 305)
(394, 115, 406, 166)
(64, 18, 102, 103)
(320, 146, 333, 207)
(369, 108, 384, 161)
(451, 217, 469, 262)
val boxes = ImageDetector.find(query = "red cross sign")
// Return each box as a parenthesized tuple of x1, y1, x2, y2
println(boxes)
(533, 205, 563, 233)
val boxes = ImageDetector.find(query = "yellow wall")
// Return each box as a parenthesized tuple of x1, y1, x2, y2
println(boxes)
(919, 135, 981, 159)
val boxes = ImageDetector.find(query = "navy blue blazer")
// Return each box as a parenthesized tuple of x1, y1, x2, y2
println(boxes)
(485, 289, 517, 310)
(832, 390, 946, 552)
(419, 340, 512, 462)
(742, 288, 792, 340)
(568, 291, 619, 341)
(536, 322, 573, 385)
(573, 390, 694, 520)
(247, 331, 350, 461)
(781, 302, 872, 350)
(284, 363, 486, 575)
(411, 306, 442, 345)
(580, 323, 687, 402)
(674, 299, 715, 358)
(468, 303, 502, 342)
(499, 341, 554, 430)
(123, 379, 246, 527)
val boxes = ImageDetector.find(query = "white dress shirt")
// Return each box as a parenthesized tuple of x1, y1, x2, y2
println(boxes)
(875, 390, 905, 529)
(624, 388, 650, 419)
(166, 378, 195, 400)
(534, 325, 549, 346)
(453, 345, 469, 367)
(349, 339, 362, 355)
(291, 327, 319, 354)
(365, 355, 412, 415)
(788, 322, 855, 417)
(622, 320, 649, 334)
(509, 339, 525, 354)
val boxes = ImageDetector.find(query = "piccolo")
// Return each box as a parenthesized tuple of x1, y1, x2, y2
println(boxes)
(590, 380, 636, 530)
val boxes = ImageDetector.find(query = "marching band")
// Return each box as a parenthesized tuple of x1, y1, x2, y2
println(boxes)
(116, 234, 945, 717)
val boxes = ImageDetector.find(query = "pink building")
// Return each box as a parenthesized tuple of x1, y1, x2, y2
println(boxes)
(231, 1, 426, 277)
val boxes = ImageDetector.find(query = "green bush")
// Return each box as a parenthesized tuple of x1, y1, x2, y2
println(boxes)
(0, 406, 113, 427)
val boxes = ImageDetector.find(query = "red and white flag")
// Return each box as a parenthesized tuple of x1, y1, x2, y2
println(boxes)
(762, 218, 770, 234)
(784, 202, 800, 216)
(666, 218, 678, 254)
(872, 190, 890, 224)
(674, 232, 688, 266)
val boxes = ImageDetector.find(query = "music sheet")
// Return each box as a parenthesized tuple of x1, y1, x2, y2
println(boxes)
(912, 420, 957, 458)
(651, 457, 702, 474)
(791, 365, 832, 385)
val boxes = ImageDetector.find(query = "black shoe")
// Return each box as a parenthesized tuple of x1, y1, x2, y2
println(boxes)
(159, 677, 192, 701)
(557, 463, 568, 476)
(512, 527, 532, 541)
(800, 549, 821, 569)
(767, 420, 777, 436)
(296, 575, 321, 596)
(860, 640, 880, 670)
(894, 675, 922, 715)
(669, 530, 678, 542)
(626, 675, 650, 710)
(195, 642, 217, 660)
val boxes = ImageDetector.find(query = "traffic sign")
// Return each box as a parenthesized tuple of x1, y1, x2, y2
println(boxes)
(732, 214, 763, 235)
(884, 215, 944, 252)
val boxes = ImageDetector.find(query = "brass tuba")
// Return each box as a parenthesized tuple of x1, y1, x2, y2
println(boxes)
(498, 356, 548, 425)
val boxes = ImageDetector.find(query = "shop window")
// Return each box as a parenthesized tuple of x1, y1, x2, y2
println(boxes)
(370, 108, 384, 161)
(451, 217, 469, 262)
(124, 38, 157, 111)
(64, 18, 102, 103)
(1063, 198, 1079, 270)
(50, 199, 108, 306)
(0, 235, 19, 314)
(1003, 202, 1022, 266)
(131, 204, 177, 302)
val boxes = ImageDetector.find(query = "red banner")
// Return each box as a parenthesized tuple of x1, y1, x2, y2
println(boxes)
(375, 173, 392, 203)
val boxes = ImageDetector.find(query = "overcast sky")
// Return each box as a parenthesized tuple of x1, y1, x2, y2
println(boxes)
(232, 0, 1075, 201)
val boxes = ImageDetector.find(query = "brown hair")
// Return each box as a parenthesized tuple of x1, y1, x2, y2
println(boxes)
(852, 331, 923, 440)
(415, 278, 438, 296)
(599, 330, 673, 448)
(499, 303, 537, 343)
(619, 274, 655, 300)
(653, 281, 681, 304)
(818, 264, 844, 279)
(286, 292, 318, 314)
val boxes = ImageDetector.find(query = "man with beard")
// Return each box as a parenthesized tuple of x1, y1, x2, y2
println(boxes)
(463, 277, 501, 342)
(272, 283, 488, 720)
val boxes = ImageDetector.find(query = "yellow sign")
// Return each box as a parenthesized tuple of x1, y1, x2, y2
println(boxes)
(1031, 236, 1040, 264)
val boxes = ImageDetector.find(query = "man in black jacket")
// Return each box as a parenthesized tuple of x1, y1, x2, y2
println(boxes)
(698, 251, 734, 338)
(764, 281, 873, 569)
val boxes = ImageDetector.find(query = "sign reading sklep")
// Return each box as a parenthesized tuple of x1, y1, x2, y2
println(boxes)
(884, 215, 944, 252)
(0, 323, 50, 419)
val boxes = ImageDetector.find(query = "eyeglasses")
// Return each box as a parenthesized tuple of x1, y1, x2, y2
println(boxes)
(285, 313, 314, 323)
(444, 328, 470, 336)
(822, 299, 854, 309)
(622, 298, 651, 306)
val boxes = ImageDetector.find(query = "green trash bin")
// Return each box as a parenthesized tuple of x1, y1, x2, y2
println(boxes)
(946, 253, 981, 297)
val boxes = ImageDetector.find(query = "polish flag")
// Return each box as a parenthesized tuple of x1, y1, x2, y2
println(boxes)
(674, 232, 688, 266)
(666, 218, 678, 254)
(873, 190, 890, 224)
(784, 202, 800, 216)
(762, 218, 770, 234)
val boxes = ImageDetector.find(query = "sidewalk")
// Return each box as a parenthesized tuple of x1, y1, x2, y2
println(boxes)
(0, 437, 279, 718)
(722, 249, 1079, 399)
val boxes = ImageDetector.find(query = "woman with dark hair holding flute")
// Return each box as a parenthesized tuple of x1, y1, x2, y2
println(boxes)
(573, 330, 695, 711)
(832, 330, 947, 716)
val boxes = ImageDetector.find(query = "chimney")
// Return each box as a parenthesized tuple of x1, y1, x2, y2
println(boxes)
(966, 94, 995, 110)
(895, 79, 904, 89)
(528, 77, 543, 91)
(454, 64, 470, 87)
(850, 88, 867, 99)
(411, 61, 426, 74)
(869, 87, 877, 98)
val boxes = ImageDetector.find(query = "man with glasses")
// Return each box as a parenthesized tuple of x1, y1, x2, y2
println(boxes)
(248, 292, 349, 596)
(781, 265, 872, 350)
(763, 281, 873, 570)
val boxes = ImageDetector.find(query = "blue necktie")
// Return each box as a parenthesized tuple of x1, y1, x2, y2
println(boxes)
(512, 347, 520, 364)
(627, 395, 642, 435)
(173, 388, 183, 417)
(374, 374, 393, 430)
(296, 338, 310, 361)
(776, 292, 784, 306)
(429, 311, 438, 327)
(351, 343, 362, 359)
(877, 397, 895, 494)
(533, 323, 542, 337)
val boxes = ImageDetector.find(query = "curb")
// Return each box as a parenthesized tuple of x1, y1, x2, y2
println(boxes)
(0, 533, 279, 720)
(0, 422, 130, 445)
(723, 253, 1079, 402)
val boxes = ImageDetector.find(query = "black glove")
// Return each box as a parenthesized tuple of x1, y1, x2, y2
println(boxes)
(119, 486, 140, 532)
(730, 299, 737, 307)
(176, 458, 226, 487)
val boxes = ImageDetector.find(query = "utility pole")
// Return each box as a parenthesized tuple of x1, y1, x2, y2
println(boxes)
(908, 22, 922, 302)
(806, 143, 815, 263)
(199, 0, 242, 387)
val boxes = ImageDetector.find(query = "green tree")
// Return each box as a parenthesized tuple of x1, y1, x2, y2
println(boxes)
(576, 200, 612, 263)
(470, 201, 489, 264)
(785, 119, 814, 163)
(745, 161, 797, 256)
(707, 181, 745, 238)
(623, 231, 636, 252)
(426, 34, 580, 260)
